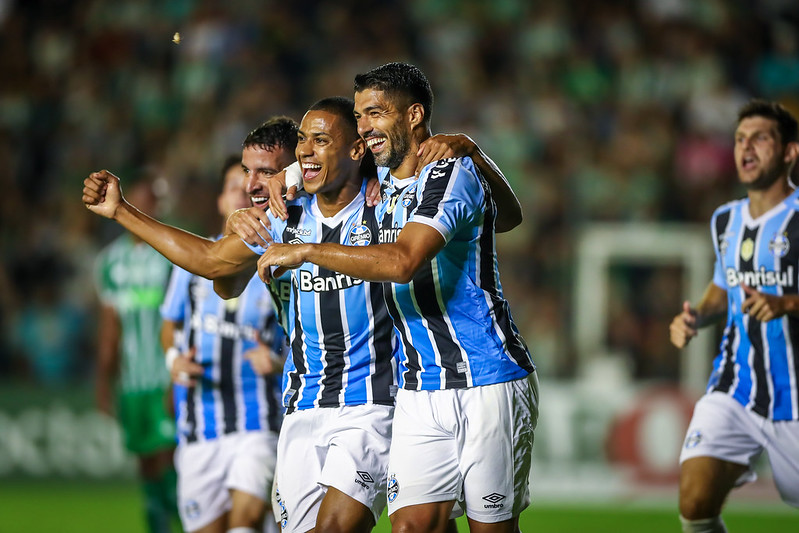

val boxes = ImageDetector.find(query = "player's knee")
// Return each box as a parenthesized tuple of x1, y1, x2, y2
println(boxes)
(678, 489, 720, 521)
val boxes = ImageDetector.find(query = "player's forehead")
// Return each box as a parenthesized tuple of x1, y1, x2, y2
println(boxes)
(242, 144, 291, 168)
(735, 115, 778, 138)
(354, 88, 397, 114)
(299, 110, 345, 138)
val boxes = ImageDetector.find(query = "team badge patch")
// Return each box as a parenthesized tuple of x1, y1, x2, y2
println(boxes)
(684, 430, 702, 449)
(740, 238, 754, 261)
(184, 499, 201, 520)
(349, 224, 372, 246)
(387, 474, 399, 502)
(769, 232, 790, 258)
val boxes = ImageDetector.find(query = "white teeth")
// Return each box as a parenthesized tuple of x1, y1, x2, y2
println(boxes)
(367, 137, 384, 147)
(302, 163, 321, 169)
(251, 196, 267, 203)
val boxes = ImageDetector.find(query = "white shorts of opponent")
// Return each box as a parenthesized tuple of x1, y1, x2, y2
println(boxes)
(273, 403, 394, 533)
(679, 391, 799, 507)
(387, 373, 539, 523)
(175, 430, 279, 531)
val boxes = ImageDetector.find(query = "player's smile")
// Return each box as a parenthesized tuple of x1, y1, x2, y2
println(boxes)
(302, 161, 322, 182)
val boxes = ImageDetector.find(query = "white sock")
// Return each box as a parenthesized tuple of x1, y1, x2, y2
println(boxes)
(680, 515, 727, 533)
(227, 528, 258, 533)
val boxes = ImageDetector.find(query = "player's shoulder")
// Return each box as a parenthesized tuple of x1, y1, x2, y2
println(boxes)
(711, 197, 745, 219)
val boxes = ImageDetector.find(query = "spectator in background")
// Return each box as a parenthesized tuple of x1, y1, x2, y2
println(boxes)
(669, 100, 799, 532)
(94, 178, 179, 533)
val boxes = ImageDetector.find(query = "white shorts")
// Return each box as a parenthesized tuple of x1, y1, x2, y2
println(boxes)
(175, 430, 278, 531)
(274, 404, 394, 533)
(680, 391, 799, 506)
(387, 374, 539, 523)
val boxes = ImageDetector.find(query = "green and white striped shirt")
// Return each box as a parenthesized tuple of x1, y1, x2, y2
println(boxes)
(95, 235, 172, 393)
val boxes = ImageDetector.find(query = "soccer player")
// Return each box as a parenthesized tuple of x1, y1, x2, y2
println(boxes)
(160, 155, 286, 533)
(669, 99, 799, 532)
(256, 62, 538, 533)
(94, 177, 179, 533)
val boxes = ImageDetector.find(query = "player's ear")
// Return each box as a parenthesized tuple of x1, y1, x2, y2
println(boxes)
(350, 137, 366, 161)
(408, 103, 425, 130)
(785, 141, 799, 165)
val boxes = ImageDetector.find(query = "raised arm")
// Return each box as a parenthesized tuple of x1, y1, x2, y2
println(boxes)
(415, 134, 522, 232)
(83, 170, 257, 279)
(258, 221, 445, 285)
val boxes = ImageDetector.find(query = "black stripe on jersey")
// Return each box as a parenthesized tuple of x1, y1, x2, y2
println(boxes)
(263, 376, 281, 432)
(286, 277, 304, 414)
(363, 205, 396, 404)
(474, 170, 534, 371)
(410, 260, 466, 388)
(220, 306, 238, 433)
(318, 222, 346, 406)
(383, 281, 421, 390)
(185, 277, 200, 443)
(284, 205, 306, 414)
(740, 225, 770, 417)
(712, 210, 732, 254)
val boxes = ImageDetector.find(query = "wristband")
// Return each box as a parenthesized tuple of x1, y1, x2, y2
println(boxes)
(285, 161, 303, 192)
(165, 346, 180, 372)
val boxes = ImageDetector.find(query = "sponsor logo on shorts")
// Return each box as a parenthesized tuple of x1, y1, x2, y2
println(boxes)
(355, 470, 374, 488)
(275, 487, 288, 529)
(184, 499, 201, 519)
(482, 493, 505, 509)
(387, 474, 399, 503)
(684, 430, 702, 449)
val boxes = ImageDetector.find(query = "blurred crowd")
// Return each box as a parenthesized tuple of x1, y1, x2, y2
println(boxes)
(2, 0, 798, 387)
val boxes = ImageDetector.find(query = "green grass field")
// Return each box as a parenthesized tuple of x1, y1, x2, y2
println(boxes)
(1, 480, 795, 533)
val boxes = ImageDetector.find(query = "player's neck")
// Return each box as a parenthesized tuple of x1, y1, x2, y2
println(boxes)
(316, 178, 362, 218)
(747, 177, 793, 219)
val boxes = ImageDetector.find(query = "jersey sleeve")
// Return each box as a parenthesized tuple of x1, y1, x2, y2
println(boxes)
(160, 265, 193, 321)
(408, 157, 484, 242)
(710, 211, 728, 289)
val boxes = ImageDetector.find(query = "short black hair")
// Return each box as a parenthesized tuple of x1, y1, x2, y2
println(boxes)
(243, 116, 299, 151)
(738, 99, 798, 145)
(308, 96, 359, 141)
(354, 62, 434, 127)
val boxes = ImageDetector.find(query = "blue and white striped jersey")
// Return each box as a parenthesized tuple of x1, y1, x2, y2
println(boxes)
(247, 183, 397, 413)
(160, 251, 285, 444)
(709, 188, 799, 421)
(375, 157, 535, 391)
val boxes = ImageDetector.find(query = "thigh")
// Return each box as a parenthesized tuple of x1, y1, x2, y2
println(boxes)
(388, 389, 462, 516)
(275, 410, 326, 533)
(319, 404, 394, 523)
(765, 419, 799, 506)
(226, 431, 278, 502)
(679, 392, 762, 485)
(176, 441, 231, 532)
(459, 376, 537, 523)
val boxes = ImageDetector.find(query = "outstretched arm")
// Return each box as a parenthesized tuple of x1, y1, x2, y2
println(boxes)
(415, 134, 522, 232)
(258, 221, 445, 284)
(83, 170, 257, 279)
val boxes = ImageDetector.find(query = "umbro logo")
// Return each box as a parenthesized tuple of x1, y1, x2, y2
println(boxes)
(355, 470, 374, 488)
(482, 493, 506, 509)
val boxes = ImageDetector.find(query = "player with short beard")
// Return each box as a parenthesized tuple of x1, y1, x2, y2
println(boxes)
(670, 99, 799, 532)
